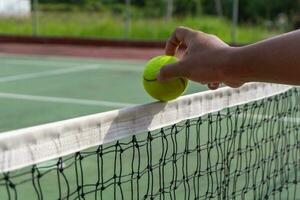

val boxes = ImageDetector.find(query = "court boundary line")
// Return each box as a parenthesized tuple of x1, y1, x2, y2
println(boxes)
(220, 112, 300, 123)
(1, 59, 144, 67)
(0, 53, 146, 65)
(0, 63, 142, 83)
(0, 64, 100, 83)
(1, 59, 80, 68)
(0, 92, 135, 108)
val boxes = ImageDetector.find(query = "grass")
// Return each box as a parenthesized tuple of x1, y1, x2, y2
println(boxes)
(0, 11, 280, 44)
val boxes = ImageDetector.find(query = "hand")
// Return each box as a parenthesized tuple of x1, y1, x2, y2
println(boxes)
(157, 26, 244, 89)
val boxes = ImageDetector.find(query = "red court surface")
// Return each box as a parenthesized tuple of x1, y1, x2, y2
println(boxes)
(0, 43, 165, 60)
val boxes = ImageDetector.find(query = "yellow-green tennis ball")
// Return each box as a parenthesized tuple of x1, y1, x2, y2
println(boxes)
(143, 55, 188, 102)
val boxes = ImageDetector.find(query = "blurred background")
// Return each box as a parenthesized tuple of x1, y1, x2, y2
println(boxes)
(0, 0, 299, 44)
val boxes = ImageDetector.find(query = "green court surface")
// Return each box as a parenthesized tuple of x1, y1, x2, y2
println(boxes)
(0, 53, 207, 133)
(0, 53, 210, 199)
(1, 54, 298, 200)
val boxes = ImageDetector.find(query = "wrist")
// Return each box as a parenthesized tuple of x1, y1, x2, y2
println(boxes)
(219, 46, 252, 84)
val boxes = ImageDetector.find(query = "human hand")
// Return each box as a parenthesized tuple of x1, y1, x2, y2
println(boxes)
(157, 26, 243, 89)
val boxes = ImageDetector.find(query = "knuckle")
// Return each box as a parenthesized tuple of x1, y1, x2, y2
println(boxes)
(176, 26, 186, 31)
(176, 26, 193, 35)
(167, 38, 177, 46)
(207, 33, 216, 38)
(190, 31, 199, 39)
(208, 34, 221, 41)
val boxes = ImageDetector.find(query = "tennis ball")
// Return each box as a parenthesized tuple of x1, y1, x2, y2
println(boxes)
(143, 55, 188, 102)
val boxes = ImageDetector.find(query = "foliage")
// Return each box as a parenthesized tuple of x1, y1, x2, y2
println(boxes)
(202, 0, 299, 22)
(24, 0, 296, 43)
(0, 11, 279, 43)
(36, 0, 299, 23)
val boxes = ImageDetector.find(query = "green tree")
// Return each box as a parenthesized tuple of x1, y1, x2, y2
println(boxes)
(173, 0, 203, 16)
(202, 0, 299, 22)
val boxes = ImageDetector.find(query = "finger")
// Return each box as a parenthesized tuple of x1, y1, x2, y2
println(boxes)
(165, 37, 180, 56)
(165, 26, 195, 56)
(157, 60, 189, 82)
(208, 83, 220, 90)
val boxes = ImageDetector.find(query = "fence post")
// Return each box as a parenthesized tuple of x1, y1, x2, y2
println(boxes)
(32, 0, 39, 36)
(166, 0, 173, 21)
(125, 0, 131, 38)
(214, 0, 223, 17)
(231, 0, 239, 44)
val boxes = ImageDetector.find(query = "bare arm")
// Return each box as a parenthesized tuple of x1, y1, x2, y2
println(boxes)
(228, 30, 300, 85)
(157, 27, 300, 89)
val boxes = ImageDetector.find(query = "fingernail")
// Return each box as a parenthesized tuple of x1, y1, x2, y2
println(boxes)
(208, 83, 219, 90)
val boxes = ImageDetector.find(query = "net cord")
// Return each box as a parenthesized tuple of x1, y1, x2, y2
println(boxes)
(0, 83, 292, 173)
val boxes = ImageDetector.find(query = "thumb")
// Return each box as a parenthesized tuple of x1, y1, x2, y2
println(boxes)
(157, 60, 188, 82)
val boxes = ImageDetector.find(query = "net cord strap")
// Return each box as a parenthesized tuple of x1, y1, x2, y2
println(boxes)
(0, 83, 292, 173)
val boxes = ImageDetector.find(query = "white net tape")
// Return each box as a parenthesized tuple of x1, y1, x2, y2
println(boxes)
(0, 83, 292, 173)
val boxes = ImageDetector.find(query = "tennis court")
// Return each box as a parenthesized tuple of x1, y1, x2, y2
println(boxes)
(0, 52, 211, 199)
(0, 54, 300, 200)
(0, 53, 205, 133)
(0, 53, 209, 199)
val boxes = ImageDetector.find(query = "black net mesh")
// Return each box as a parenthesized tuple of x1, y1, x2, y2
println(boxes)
(0, 88, 299, 200)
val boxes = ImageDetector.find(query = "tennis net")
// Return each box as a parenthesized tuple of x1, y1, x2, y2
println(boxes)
(0, 83, 299, 200)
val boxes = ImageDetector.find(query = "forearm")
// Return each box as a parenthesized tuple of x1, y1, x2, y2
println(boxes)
(223, 30, 300, 85)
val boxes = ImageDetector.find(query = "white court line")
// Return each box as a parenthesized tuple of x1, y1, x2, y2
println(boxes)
(36, 159, 64, 171)
(0, 53, 146, 65)
(0, 92, 135, 108)
(250, 113, 300, 123)
(1, 59, 78, 68)
(220, 112, 300, 123)
(0, 64, 99, 82)
(0, 64, 142, 83)
(1, 58, 144, 67)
